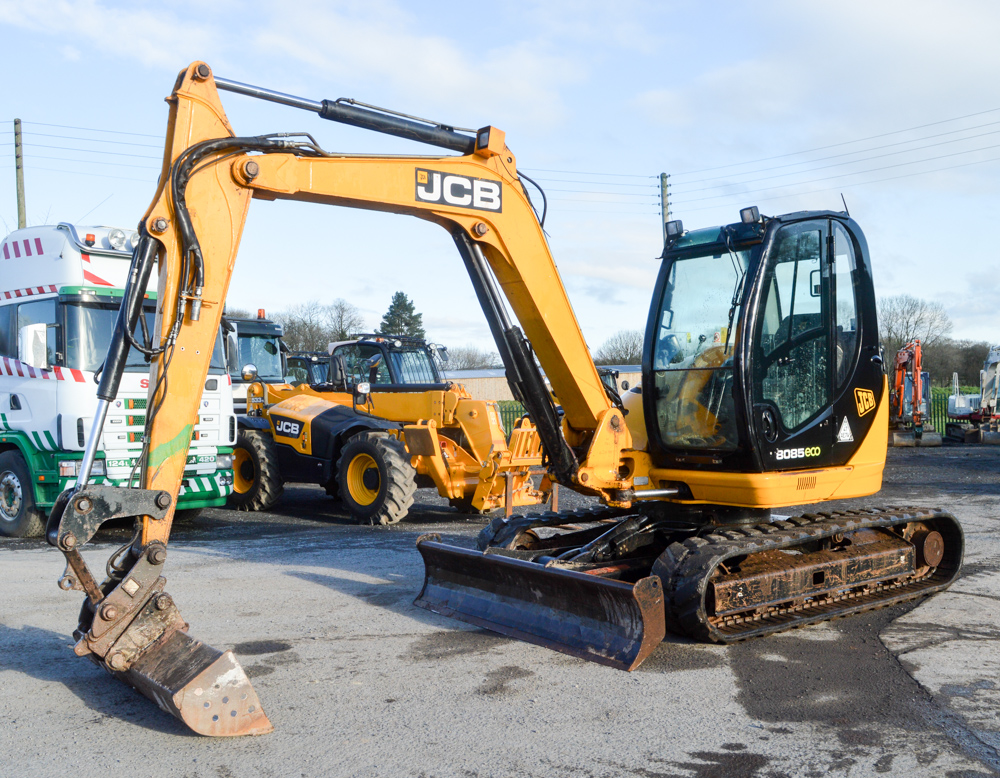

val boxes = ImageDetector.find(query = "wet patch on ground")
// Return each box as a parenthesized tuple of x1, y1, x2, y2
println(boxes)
(232, 639, 293, 655)
(476, 665, 534, 695)
(730, 604, 926, 730)
(402, 628, 511, 662)
(645, 750, 773, 778)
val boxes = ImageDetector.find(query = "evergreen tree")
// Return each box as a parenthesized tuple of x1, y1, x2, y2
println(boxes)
(379, 291, 425, 339)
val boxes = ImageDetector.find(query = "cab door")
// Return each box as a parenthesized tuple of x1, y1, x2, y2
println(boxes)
(749, 217, 872, 470)
(750, 219, 834, 469)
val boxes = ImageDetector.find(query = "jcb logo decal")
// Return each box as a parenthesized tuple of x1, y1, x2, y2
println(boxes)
(855, 388, 876, 417)
(415, 168, 502, 212)
(272, 414, 303, 438)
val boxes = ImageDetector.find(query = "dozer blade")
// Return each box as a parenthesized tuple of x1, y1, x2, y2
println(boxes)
(414, 536, 665, 671)
(121, 630, 273, 736)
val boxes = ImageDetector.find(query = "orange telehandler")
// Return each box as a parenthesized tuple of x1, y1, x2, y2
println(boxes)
(45, 62, 963, 737)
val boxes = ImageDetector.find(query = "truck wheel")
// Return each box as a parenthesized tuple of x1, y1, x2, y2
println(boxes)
(229, 430, 283, 512)
(337, 432, 416, 525)
(0, 450, 45, 538)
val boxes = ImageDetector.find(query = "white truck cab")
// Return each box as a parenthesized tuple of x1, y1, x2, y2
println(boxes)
(0, 222, 235, 536)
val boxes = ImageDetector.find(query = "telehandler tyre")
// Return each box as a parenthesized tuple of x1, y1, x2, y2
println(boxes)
(0, 450, 45, 537)
(337, 432, 416, 525)
(229, 429, 283, 512)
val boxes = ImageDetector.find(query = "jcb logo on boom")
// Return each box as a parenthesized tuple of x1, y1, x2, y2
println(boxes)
(854, 388, 876, 417)
(774, 446, 821, 461)
(272, 415, 302, 438)
(415, 168, 502, 212)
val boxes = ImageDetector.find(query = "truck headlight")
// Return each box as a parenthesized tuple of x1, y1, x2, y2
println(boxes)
(58, 459, 106, 477)
(216, 453, 233, 469)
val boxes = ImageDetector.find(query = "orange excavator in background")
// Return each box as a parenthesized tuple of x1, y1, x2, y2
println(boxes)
(888, 339, 942, 446)
(44, 63, 963, 737)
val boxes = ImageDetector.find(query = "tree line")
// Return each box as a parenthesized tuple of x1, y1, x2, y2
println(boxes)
(231, 291, 989, 386)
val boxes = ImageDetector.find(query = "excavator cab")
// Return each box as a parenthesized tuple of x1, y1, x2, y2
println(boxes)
(645, 210, 882, 477)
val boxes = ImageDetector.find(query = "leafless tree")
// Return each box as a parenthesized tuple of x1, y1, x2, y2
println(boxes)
(274, 299, 366, 352)
(594, 329, 644, 365)
(443, 344, 502, 370)
(878, 295, 953, 357)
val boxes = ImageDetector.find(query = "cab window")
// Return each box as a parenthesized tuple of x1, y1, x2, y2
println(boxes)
(334, 344, 391, 384)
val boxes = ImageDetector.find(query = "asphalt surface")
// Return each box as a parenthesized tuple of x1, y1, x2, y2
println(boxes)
(1, 447, 998, 777)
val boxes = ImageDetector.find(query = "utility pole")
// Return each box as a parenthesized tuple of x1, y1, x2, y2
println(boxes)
(659, 172, 670, 239)
(14, 119, 26, 229)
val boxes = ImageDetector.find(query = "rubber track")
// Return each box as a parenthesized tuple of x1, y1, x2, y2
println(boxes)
(652, 506, 964, 643)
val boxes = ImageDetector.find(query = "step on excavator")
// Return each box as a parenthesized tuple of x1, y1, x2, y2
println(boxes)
(45, 62, 963, 737)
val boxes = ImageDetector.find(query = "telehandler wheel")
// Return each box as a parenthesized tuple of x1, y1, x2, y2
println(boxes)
(229, 430, 283, 512)
(0, 450, 45, 537)
(337, 432, 416, 525)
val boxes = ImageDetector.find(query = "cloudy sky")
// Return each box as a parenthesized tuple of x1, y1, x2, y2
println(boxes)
(0, 0, 997, 353)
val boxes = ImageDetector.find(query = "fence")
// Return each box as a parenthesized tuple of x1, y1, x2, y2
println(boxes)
(497, 400, 526, 437)
(499, 391, 967, 439)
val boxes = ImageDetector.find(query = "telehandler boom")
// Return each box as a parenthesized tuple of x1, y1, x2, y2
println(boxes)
(47, 62, 962, 737)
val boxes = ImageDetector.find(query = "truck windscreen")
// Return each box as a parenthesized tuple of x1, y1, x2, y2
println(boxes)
(64, 303, 226, 373)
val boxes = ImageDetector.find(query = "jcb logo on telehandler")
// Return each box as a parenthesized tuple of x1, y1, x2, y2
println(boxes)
(415, 168, 502, 212)
(855, 388, 876, 417)
(272, 415, 302, 438)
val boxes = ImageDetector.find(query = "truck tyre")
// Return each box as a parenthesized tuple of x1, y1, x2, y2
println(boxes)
(229, 430, 283, 512)
(0, 450, 45, 538)
(337, 432, 416, 525)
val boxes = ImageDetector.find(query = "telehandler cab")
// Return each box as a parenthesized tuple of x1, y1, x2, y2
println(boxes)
(46, 62, 962, 737)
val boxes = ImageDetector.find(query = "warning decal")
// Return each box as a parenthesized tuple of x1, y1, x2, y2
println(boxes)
(837, 417, 854, 443)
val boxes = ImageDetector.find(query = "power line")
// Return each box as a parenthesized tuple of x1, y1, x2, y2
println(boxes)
(673, 106, 1000, 175)
(20, 142, 161, 160)
(15, 153, 160, 170)
(523, 167, 653, 179)
(11, 164, 155, 183)
(671, 129, 1000, 196)
(671, 142, 1000, 206)
(673, 119, 1000, 186)
(676, 154, 1000, 215)
(22, 120, 163, 139)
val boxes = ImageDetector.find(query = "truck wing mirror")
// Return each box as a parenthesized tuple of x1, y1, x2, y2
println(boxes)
(18, 323, 50, 370)
(241, 363, 258, 381)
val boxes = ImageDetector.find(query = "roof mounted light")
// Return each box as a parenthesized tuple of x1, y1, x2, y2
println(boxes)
(128, 231, 140, 248)
(740, 206, 760, 224)
(665, 219, 684, 238)
(84, 233, 96, 247)
(108, 228, 126, 250)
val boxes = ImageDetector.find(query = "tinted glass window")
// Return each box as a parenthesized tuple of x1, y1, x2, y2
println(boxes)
(755, 222, 829, 431)
(833, 222, 859, 389)
(335, 344, 390, 384)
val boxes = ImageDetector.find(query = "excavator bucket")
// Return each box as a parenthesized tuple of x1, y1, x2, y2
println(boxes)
(121, 631, 273, 736)
(414, 536, 665, 671)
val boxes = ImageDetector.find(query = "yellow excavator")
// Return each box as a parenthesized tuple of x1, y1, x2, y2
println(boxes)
(45, 62, 963, 737)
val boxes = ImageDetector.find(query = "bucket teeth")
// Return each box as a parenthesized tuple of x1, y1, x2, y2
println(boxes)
(123, 630, 273, 736)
